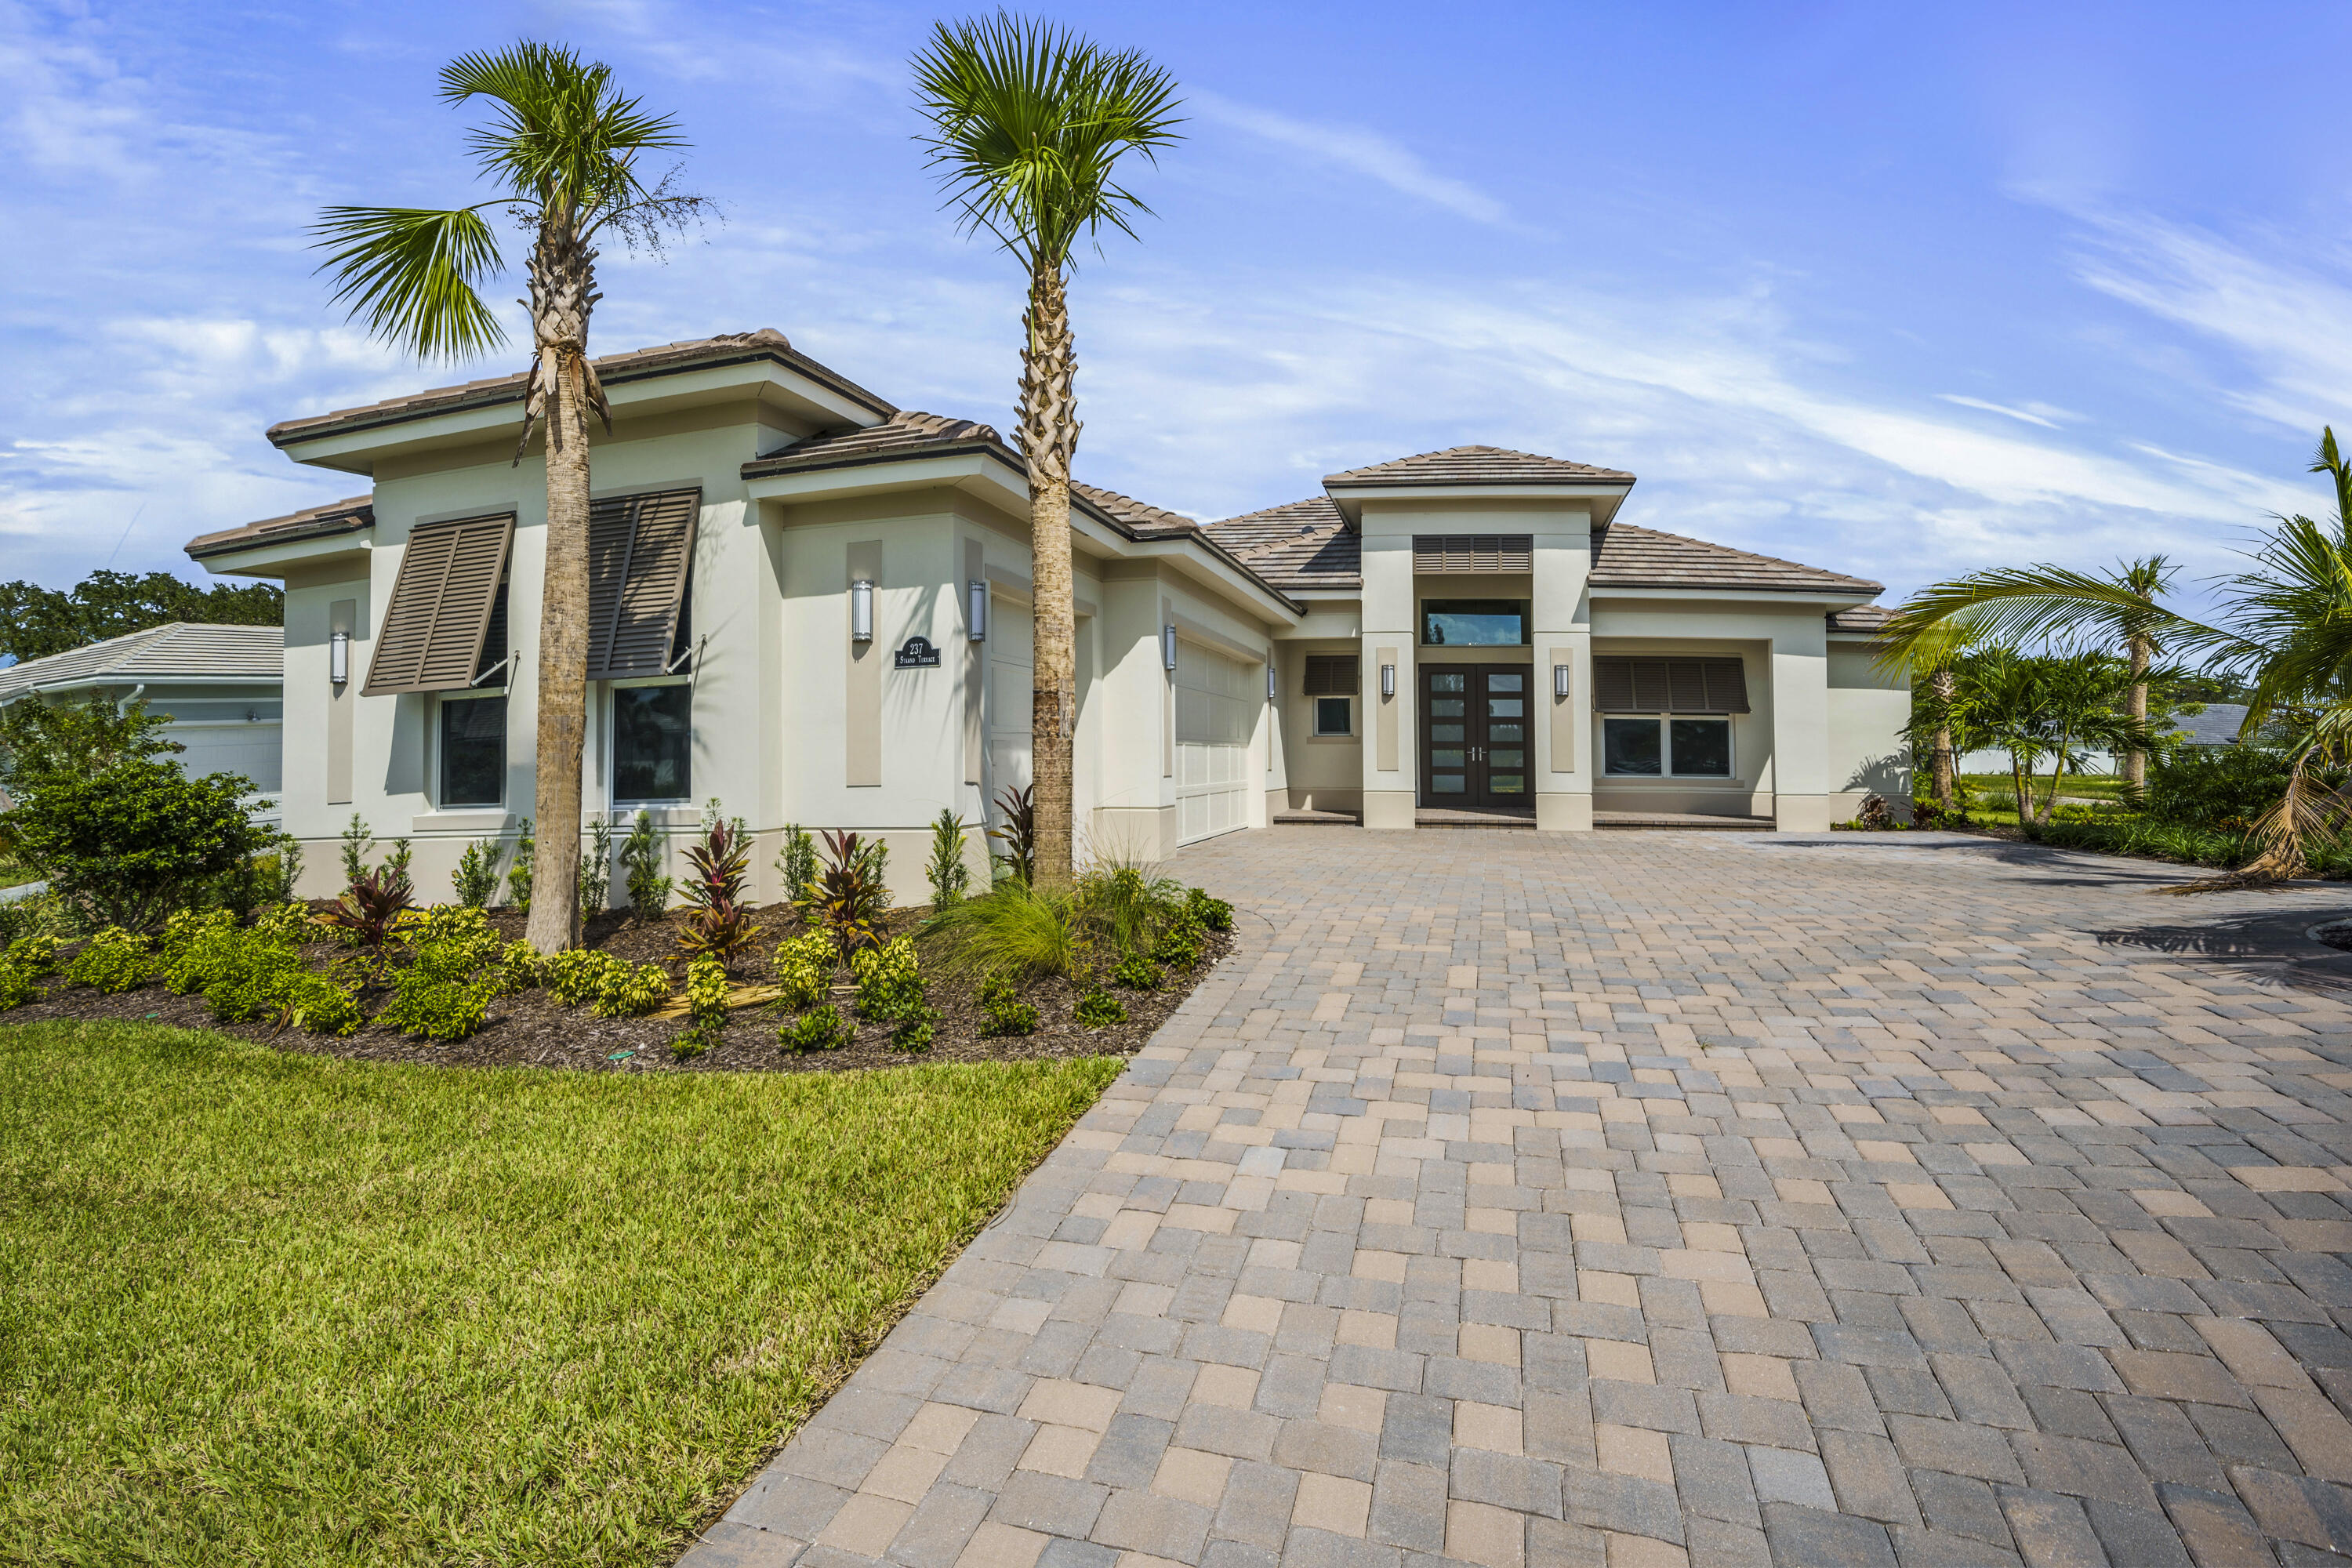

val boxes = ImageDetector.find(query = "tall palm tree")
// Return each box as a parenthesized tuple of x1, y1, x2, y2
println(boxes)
(911, 13, 1182, 885)
(1882, 556, 2178, 788)
(310, 42, 702, 951)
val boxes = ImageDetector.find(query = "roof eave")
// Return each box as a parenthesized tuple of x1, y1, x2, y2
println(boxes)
(1323, 478, 1635, 528)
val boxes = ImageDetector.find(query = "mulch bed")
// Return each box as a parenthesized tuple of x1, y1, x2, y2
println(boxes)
(7, 906, 1230, 1076)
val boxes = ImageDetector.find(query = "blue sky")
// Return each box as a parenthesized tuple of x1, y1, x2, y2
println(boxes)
(8, 0, 2352, 612)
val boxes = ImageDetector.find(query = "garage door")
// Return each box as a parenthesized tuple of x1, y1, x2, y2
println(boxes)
(1174, 640, 1254, 846)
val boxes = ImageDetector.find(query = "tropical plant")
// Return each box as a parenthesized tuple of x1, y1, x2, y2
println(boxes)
(64, 928, 154, 993)
(927, 808, 973, 908)
(676, 815, 757, 966)
(622, 809, 671, 916)
(776, 823, 817, 906)
(1917, 649, 2158, 827)
(506, 818, 535, 913)
(988, 782, 1036, 884)
(912, 15, 1182, 885)
(339, 812, 374, 887)
(579, 815, 615, 916)
(851, 936, 936, 1048)
(311, 40, 706, 953)
(779, 1003, 852, 1054)
(976, 972, 1037, 1036)
(453, 837, 505, 907)
(1074, 988, 1124, 1029)
(318, 866, 417, 956)
(771, 930, 836, 1011)
(921, 876, 1076, 980)
(815, 829, 889, 964)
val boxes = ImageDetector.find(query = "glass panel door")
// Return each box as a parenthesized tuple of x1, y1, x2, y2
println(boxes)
(1420, 664, 1534, 808)
(1484, 670, 1526, 800)
(1424, 670, 1470, 797)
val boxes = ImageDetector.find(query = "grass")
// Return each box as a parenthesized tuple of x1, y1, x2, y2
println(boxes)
(0, 859, 38, 890)
(0, 1021, 1123, 1566)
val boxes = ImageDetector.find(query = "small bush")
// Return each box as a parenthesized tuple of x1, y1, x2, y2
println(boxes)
(671, 1022, 720, 1061)
(544, 948, 620, 1007)
(281, 973, 363, 1036)
(1152, 914, 1203, 971)
(378, 971, 495, 1041)
(579, 817, 615, 917)
(452, 838, 504, 908)
(0, 960, 45, 1011)
(65, 928, 154, 993)
(394, 906, 503, 974)
(1185, 887, 1232, 931)
(685, 956, 729, 1029)
(924, 878, 1077, 981)
(505, 819, 535, 913)
(852, 938, 925, 1021)
(926, 810, 972, 909)
(591, 959, 673, 1019)
(622, 811, 672, 916)
(6, 934, 62, 975)
(0, 892, 74, 950)
(497, 939, 546, 991)
(772, 931, 836, 1011)
(815, 829, 890, 963)
(1112, 952, 1163, 991)
(161, 910, 252, 995)
(1075, 989, 1126, 1029)
(776, 824, 817, 906)
(978, 973, 1038, 1037)
(252, 902, 318, 945)
(779, 1004, 851, 1054)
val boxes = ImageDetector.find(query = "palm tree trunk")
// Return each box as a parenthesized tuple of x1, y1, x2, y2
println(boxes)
(523, 223, 598, 952)
(1931, 668, 1955, 810)
(2123, 634, 2149, 789)
(1019, 261, 1079, 886)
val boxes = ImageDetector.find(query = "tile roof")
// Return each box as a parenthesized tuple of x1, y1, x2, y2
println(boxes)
(1323, 445, 1636, 487)
(1591, 524, 1881, 596)
(267, 329, 895, 448)
(0, 622, 282, 699)
(186, 495, 375, 561)
(1202, 498, 1360, 589)
(1825, 604, 1896, 634)
(1073, 482, 1195, 535)
(742, 409, 1007, 476)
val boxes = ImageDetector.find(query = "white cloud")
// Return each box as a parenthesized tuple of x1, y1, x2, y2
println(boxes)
(1188, 89, 1508, 226)
(1936, 394, 2064, 429)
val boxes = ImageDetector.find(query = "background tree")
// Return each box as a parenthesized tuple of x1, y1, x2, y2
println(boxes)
(1882, 555, 2177, 788)
(912, 13, 1181, 884)
(1936, 648, 2158, 826)
(310, 41, 702, 953)
(0, 571, 281, 666)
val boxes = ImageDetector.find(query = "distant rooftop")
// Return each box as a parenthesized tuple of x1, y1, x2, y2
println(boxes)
(0, 622, 281, 701)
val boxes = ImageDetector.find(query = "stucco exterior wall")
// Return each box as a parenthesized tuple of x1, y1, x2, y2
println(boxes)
(1828, 640, 1914, 822)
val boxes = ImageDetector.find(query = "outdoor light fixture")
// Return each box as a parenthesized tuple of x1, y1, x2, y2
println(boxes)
(850, 579, 874, 642)
(1554, 663, 1571, 700)
(1163, 625, 1178, 670)
(968, 580, 987, 641)
(329, 630, 350, 686)
(1266, 663, 1278, 702)
(1381, 662, 1396, 698)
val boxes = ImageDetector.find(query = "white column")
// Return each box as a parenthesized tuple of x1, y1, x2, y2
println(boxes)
(1770, 620, 1831, 830)
(1360, 529, 1415, 828)
(1534, 510, 1593, 831)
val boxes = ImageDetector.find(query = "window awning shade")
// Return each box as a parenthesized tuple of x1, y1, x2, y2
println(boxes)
(1592, 655, 1750, 713)
(1413, 535, 1533, 573)
(363, 512, 514, 696)
(1304, 654, 1359, 695)
(587, 487, 702, 680)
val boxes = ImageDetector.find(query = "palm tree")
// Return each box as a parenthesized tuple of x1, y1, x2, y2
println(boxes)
(1882, 556, 2177, 788)
(911, 13, 1182, 885)
(1943, 648, 2157, 826)
(310, 42, 702, 951)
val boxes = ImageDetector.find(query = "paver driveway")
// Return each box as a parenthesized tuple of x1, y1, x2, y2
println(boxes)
(685, 829, 2352, 1568)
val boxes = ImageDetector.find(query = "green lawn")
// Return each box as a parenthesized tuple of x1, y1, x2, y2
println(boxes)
(0, 1022, 1122, 1566)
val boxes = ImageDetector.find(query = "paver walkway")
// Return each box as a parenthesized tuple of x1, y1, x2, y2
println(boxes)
(684, 829, 2352, 1568)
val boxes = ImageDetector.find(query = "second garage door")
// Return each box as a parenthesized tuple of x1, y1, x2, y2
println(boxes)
(1174, 640, 1254, 846)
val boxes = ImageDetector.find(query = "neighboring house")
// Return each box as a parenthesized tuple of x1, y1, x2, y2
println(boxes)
(0, 622, 284, 796)
(1955, 702, 2252, 776)
(184, 328, 1906, 904)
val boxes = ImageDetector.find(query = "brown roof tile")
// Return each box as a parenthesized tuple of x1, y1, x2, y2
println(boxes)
(1591, 523, 1880, 596)
(185, 495, 374, 561)
(742, 409, 1007, 476)
(1323, 445, 1635, 487)
(267, 329, 894, 448)
(1826, 604, 1895, 634)
(1073, 481, 1195, 534)
(1203, 498, 1359, 589)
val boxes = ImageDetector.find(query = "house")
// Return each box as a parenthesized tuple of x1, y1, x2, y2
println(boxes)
(184, 328, 1907, 905)
(0, 622, 285, 797)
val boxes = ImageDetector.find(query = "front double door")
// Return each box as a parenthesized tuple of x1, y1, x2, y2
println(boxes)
(1421, 664, 1533, 808)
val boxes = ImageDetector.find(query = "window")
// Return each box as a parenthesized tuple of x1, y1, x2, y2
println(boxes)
(1604, 715, 1733, 777)
(613, 684, 691, 802)
(440, 695, 506, 805)
(1421, 600, 1524, 646)
(1315, 696, 1353, 736)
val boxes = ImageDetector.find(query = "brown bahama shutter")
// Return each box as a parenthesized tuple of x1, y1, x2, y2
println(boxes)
(1412, 534, 1534, 573)
(1592, 655, 1750, 713)
(586, 487, 702, 680)
(363, 512, 514, 695)
(1304, 654, 1359, 695)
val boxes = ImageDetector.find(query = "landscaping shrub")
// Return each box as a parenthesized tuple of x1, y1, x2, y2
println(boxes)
(317, 868, 416, 973)
(375, 909, 518, 1041)
(1075, 989, 1126, 1029)
(65, 927, 155, 993)
(579, 816, 615, 916)
(775, 823, 817, 906)
(452, 837, 504, 908)
(622, 810, 672, 915)
(495, 938, 546, 993)
(1152, 913, 1204, 971)
(1112, 951, 1163, 991)
(394, 905, 504, 974)
(927, 809, 972, 909)
(673, 955, 729, 1059)
(815, 829, 889, 963)
(978, 973, 1037, 1036)
(771, 930, 836, 1011)
(1077, 862, 1188, 957)
(505, 818, 535, 913)
(541, 946, 673, 1015)
(677, 816, 758, 967)
(8, 934, 62, 975)
(252, 901, 317, 945)
(924, 877, 1076, 981)
(545, 948, 621, 1007)
(377, 971, 495, 1041)
(0, 958, 44, 1011)
(1185, 887, 1232, 932)
(2141, 746, 2307, 829)
(160, 910, 248, 995)
(0, 891, 74, 949)
(779, 1003, 851, 1054)
(989, 783, 1036, 883)
(339, 812, 374, 885)
(852, 936, 936, 1051)
(0, 753, 272, 931)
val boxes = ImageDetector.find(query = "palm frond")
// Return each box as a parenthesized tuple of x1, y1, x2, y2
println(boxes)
(910, 11, 1184, 269)
(439, 40, 688, 224)
(309, 205, 506, 361)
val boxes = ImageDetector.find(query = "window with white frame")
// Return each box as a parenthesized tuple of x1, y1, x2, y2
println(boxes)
(1305, 652, 1356, 737)
(612, 682, 691, 802)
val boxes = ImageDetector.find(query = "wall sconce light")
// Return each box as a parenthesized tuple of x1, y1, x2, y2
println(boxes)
(850, 579, 874, 642)
(967, 580, 987, 641)
(1553, 663, 1571, 700)
(329, 630, 349, 685)
(1266, 662, 1278, 702)
(1162, 625, 1178, 670)
(1380, 662, 1396, 698)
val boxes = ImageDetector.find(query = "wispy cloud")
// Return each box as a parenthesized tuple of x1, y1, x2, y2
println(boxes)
(1936, 394, 2067, 429)
(1189, 89, 1508, 225)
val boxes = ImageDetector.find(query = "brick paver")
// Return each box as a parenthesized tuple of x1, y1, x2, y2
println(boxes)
(682, 830, 2352, 1568)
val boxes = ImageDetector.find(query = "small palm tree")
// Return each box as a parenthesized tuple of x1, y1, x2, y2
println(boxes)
(1944, 649, 2158, 826)
(310, 42, 704, 952)
(1882, 556, 2177, 788)
(912, 13, 1182, 886)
